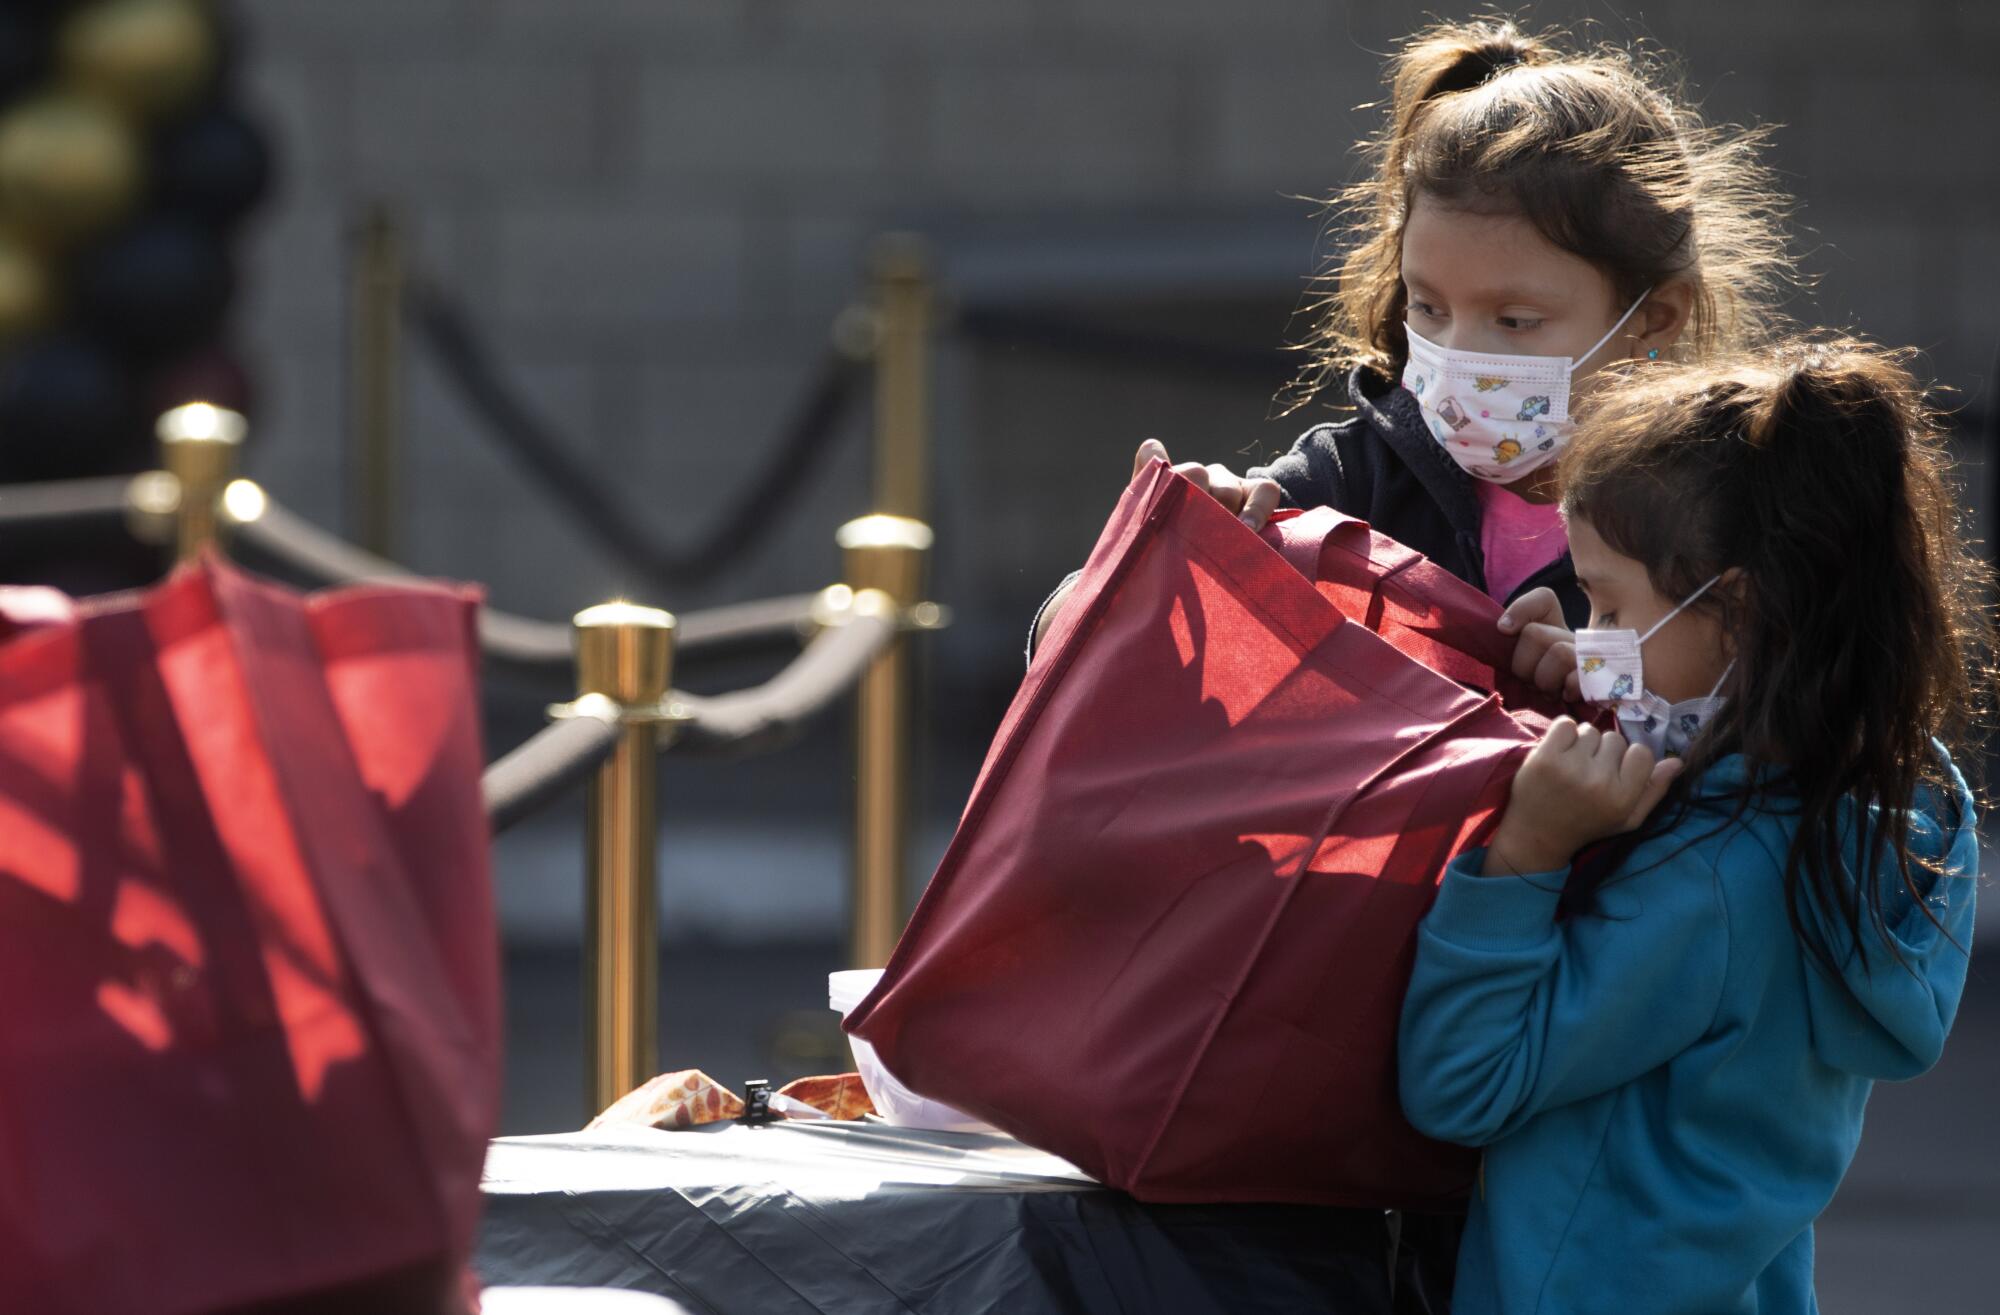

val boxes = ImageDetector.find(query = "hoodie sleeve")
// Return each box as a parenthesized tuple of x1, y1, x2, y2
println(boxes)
(1250, 421, 1362, 513)
(1398, 837, 1731, 1147)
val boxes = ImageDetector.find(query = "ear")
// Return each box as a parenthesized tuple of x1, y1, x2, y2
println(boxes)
(1715, 565, 1752, 644)
(1637, 281, 1695, 355)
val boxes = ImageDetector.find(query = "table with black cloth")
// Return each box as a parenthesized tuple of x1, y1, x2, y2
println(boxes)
(474, 1119, 1432, 1314)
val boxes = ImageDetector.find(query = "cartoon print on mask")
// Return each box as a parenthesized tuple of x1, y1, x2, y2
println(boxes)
(1609, 673, 1636, 699)
(1402, 288, 1654, 485)
(1677, 713, 1703, 738)
(1581, 657, 1606, 674)
(1493, 438, 1524, 465)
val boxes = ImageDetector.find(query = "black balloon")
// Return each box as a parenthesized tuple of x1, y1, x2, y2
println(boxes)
(0, 10, 50, 104)
(74, 214, 234, 359)
(153, 103, 271, 226)
(0, 334, 139, 481)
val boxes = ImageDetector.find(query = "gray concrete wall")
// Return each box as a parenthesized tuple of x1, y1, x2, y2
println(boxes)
(235, 0, 1997, 693)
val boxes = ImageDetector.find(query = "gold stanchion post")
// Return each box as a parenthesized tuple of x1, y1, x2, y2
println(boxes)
(156, 402, 246, 563)
(838, 515, 934, 968)
(571, 602, 676, 1114)
(867, 233, 933, 522)
(351, 205, 404, 558)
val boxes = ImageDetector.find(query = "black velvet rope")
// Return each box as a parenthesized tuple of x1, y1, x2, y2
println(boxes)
(406, 279, 864, 592)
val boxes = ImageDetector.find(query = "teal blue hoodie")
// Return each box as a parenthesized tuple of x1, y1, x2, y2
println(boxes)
(1398, 751, 1979, 1315)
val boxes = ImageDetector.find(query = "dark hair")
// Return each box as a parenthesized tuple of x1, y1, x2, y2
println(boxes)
(1558, 337, 1994, 978)
(1284, 17, 1794, 409)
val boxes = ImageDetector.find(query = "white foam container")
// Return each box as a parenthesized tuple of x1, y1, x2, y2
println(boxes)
(828, 970, 997, 1134)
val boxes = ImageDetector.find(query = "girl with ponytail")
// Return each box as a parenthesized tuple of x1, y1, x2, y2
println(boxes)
(1032, 16, 1794, 649)
(1399, 338, 1991, 1314)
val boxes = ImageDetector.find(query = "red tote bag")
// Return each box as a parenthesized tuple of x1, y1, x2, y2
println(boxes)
(0, 556, 500, 1315)
(847, 461, 1559, 1208)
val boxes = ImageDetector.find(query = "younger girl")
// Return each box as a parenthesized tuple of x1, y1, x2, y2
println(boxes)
(1398, 339, 1989, 1314)
(1034, 17, 1792, 650)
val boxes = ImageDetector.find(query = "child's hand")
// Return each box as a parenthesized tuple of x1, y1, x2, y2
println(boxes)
(1483, 717, 1683, 876)
(1498, 587, 1580, 700)
(1134, 439, 1283, 530)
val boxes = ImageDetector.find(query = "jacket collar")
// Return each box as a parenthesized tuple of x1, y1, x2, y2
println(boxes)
(1347, 364, 1485, 540)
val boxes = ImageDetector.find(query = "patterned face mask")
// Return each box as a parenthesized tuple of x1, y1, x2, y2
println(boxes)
(1400, 291, 1651, 482)
(1574, 574, 1727, 758)
(1613, 677, 1730, 761)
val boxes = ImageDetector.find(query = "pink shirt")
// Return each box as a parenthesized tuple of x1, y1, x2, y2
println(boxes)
(1476, 481, 1567, 605)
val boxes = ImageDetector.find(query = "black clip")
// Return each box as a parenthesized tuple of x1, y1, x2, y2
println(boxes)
(741, 1078, 773, 1125)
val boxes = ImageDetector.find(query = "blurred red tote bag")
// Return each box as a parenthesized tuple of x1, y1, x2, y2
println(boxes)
(847, 460, 1559, 1208)
(0, 556, 500, 1315)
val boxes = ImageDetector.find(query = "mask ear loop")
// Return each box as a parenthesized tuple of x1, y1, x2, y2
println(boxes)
(1569, 287, 1656, 375)
(1705, 660, 1736, 701)
(1636, 573, 1722, 645)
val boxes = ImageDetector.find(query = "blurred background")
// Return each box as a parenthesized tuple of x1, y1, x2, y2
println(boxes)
(0, 3, 1992, 1310)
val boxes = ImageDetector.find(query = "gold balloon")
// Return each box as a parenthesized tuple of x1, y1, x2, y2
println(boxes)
(0, 232, 54, 342)
(0, 97, 143, 247)
(60, 0, 218, 122)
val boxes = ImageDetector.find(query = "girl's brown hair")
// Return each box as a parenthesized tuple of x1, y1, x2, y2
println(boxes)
(1285, 17, 1794, 408)
(1559, 338, 1994, 979)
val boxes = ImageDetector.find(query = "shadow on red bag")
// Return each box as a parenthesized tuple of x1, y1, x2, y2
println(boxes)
(848, 461, 1565, 1208)
(0, 556, 500, 1315)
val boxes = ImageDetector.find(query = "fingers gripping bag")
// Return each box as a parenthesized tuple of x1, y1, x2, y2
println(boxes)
(845, 460, 1563, 1207)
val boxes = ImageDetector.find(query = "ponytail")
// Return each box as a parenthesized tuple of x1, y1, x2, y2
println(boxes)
(1383, 20, 1551, 162)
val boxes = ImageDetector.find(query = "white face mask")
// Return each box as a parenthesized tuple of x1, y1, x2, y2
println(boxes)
(1401, 291, 1652, 482)
(1574, 574, 1728, 759)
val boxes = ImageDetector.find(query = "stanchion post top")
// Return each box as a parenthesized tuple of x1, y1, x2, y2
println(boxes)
(156, 402, 247, 449)
(835, 514, 933, 554)
(155, 403, 246, 562)
(838, 515, 933, 613)
(573, 601, 677, 632)
(572, 601, 677, 708)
